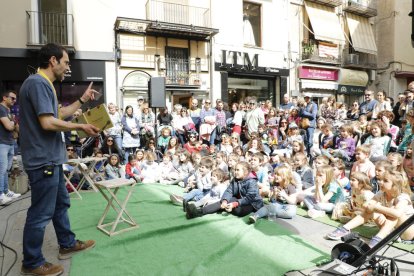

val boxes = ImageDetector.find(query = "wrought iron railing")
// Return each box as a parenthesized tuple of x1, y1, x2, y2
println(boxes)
(145, 0, 211, 28)
(26, 11, 74, 47)
(165, 58, 190, 85)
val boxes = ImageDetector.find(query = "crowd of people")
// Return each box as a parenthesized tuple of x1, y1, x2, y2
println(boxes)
(60, 84, 414, 248)
(2, 43, 412, 276)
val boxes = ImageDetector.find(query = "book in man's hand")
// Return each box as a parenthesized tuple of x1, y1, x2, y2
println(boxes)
(72, 104, 113, 138)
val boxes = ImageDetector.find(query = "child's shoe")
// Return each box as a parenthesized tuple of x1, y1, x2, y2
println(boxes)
(169, 194, 183, 206)
(186, 202, 202, 219)
(248, 215, 258, 224)
(307, 209, 326, 218)
(325, 226, 350, 241)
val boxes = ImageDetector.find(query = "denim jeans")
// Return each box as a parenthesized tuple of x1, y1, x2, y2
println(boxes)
(254, 202, 296, 219)
(23, 165, 76, 268)
(183, 189, 209, 202)
(0, 143, 14, 195)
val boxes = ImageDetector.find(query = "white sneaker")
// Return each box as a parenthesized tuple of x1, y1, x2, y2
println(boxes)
(6, 191, 21, 199)
(0, 195, 12, 206)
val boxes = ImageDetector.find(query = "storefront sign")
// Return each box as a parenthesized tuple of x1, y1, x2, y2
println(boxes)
(299, 66, 338, 80)
(339, 69, 368, 87)
(265, 67, 280, 73)
(219, 50, 259, 71)
(338, 85, 366, 94)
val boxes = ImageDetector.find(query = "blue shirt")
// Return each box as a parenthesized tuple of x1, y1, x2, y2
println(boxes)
(19, 74, 67, 170)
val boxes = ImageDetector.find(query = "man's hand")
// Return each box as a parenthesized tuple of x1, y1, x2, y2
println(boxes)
(81, 124, 100, 136)
(80, 82, 99, 103)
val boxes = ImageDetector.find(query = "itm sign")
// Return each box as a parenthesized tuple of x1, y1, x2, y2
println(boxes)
(219, 50, 259, 71)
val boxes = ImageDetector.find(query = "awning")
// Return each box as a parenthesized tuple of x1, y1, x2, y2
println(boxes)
(304, 1, 345, 44)
(346, 13, 377, 55)
(300, 79, 338, 90)
(338, 69, 368, 86)
(395, 71, 414, 78)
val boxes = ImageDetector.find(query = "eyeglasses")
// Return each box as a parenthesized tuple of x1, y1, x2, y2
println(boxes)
(205, 102, 211, 104)
(67, 148, 74, 152)
(232, 137, 238, 140)
(149, 142, 155, 145)
(107, 140, 114, 142)
(353, 104, 358, 106)
(364, 94, 372, 96)
(189, 135, 196, 138)
(249, 102, 255, 105)
(7, 96, 16, 101)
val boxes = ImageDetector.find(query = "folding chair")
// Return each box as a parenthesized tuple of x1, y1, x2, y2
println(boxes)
(95, 178, 139, 236)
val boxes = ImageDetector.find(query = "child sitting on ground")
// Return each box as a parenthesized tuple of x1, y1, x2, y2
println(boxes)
(185, 162, 264, 218)
(249, 165, 298, 223)
(322, 124, 355, 163)
(326, 171, 414, 246)
(363, 121, 391, 162)
(250, 152, 270, 198)
(158, 153, 176, 184)
(185, 168, 229, 219)
(303, 165, 345, 218)
(141, 151, 159, 183)
(370, 160, 393, 194)
(351, 145, 376, 180)
(215, 152, 229, 174)
(330, 172, 374, 226)
(105, 154, 123, 180)
(125, 155, 143, 182)
(294, 152, 314, 190)
(332, 159, 350, 196)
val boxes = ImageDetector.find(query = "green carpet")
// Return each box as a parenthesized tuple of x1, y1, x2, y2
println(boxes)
(296, 207, 414, 252)
(68, 184, 330, 275)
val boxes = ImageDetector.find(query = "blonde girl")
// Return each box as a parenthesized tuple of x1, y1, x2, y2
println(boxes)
(219, 133, 233, 156)
(303, 165, 345, 218)
(363, 121, 391, 162)
(135, 149, 145, 169)
(293, 152, 314, 190)
(330, 172, 374, 225)
(249, 165, 298, 223)
(291, 140, 305, 158)
(327, 171, 413, 246)
(141, 151, 159, 183)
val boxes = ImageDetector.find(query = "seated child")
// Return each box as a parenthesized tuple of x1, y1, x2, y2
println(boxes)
(185, 162, 263, 218)
(294, 152, 314, 190)
(250, 152, 270, 197)
(216, 152, 229, 174)
(249, 165, 298, 223)
(303, 165, 345, 218)
(370, 160, 393, 194)
(141, 151, 160, 183)
(332, 159, 350, 195)
(185, 168, 229, 219)
(125, 155, 143, 182)
(330, 172, 374, 225)
(351, 145, 375, 180)
(321, 124, 355, 162)
(104, 154, 123, 180)
(326, 171, 414, 246)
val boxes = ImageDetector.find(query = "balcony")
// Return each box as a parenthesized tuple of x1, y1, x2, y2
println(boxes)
(114, 0, 219, 41)
(26, 11, 74, 51)
(304, 0, 342, 8)
(343, 0, 377, 18)
(342, 49, 377, 69)
(301, 41, 341, 65)
(164, 58, 200, 86)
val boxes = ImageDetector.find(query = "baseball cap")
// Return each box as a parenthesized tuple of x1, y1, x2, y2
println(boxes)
(289, 122, 298, 129)
(137, 96, 144, 101)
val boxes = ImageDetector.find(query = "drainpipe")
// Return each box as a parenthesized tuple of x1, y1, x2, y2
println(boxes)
(114, 29, 121, 108)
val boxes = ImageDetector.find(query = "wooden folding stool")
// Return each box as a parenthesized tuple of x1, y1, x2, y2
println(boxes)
(94, 178, 139, 236)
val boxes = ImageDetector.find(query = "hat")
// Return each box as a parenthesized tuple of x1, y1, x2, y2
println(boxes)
(137, 96, 144, 101)
(289, 122, 298, 129)
(302, 93, 311, 98)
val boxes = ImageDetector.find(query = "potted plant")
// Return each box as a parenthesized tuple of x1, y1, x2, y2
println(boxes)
(177, 72, 188, 85)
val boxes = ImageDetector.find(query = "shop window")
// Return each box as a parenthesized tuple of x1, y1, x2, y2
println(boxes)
(243, 2, 261, 47)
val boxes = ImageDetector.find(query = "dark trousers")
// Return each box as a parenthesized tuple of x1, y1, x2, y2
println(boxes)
(202, 197, 255, 217)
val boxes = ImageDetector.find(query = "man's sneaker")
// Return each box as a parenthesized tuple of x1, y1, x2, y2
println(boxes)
(0, 195, 12, 206)
(248, 215, 258, 224)
(186, 202, 202, 219)
(325, 227, 350, 241)
(58, 239, 95, 260)
(21, 262, 63, 276)
(178, 181, 186, 188)
(6, 190, 21, 199)
(170, 194, 183, 206)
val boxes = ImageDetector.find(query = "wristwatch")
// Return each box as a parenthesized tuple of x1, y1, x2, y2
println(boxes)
(78, 98, 85, 105)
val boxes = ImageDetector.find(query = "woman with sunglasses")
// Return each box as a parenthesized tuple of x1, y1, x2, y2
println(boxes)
(173, 107, 195, 145)
(101, 136, 122, 158)
(347, 101, 360, 121)
(183, 131, 203, 154)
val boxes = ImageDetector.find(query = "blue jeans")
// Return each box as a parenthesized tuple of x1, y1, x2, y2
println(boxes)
(0, 143, 14, 195)
(254, 202, 296, 219)
(23, 165, 76, 268)
(305, 127, 315, 155)
(183, 189, 209, 202)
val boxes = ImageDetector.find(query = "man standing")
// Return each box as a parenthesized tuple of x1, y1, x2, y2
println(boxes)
(19, 43, 99, 275)
(188, 98, 201, 131)
(279, 93, 294, 110)
(359, 90, 378, 120)
(245, 98, 265, 138)
(0, 90, 20, 205)
(300, 94, 317, 156)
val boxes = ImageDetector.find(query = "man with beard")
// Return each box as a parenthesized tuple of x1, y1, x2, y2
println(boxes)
(19, 43, 99, 275)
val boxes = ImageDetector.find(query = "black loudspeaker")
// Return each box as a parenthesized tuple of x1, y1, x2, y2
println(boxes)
(148, 77, 166, 108)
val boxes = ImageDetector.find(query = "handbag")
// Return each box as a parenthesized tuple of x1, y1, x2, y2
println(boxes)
(300, 103, 314, 129)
